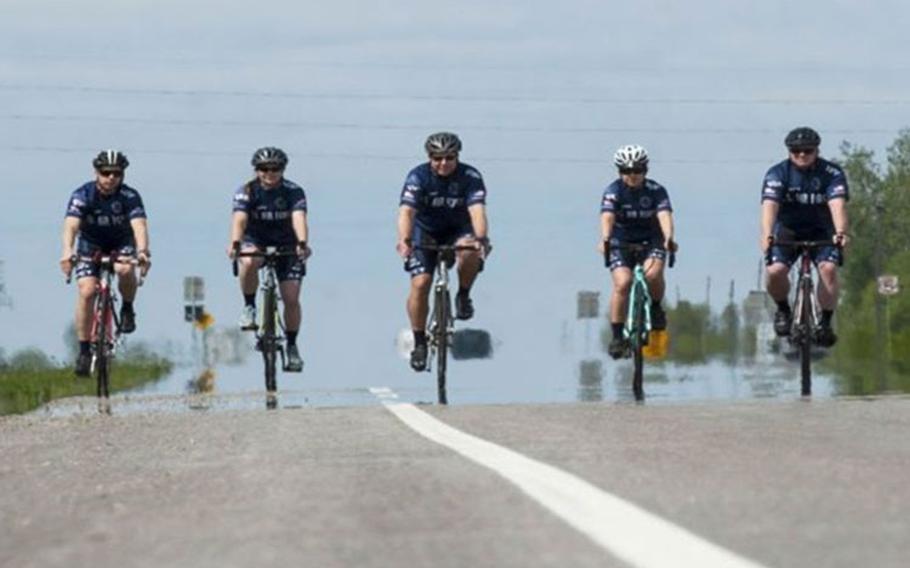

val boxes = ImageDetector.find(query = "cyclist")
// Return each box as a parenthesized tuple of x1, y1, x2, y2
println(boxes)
(228, 147, 310, 372)
(59, 150, 151, 376)
(599, 144, 674, 360)
(396, 132, 491, 371)
(760, 127, 849, 347)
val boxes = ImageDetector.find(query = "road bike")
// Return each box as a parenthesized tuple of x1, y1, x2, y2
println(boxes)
(772, 239, 843, 396)
(604, 241, 676, 400)
(68, 253, 142, 401)
(417, 243, 479, 405)
(233, 246, 303, 407)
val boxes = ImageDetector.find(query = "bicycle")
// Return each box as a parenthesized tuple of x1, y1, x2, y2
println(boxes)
(770, 238, 843, 396)
(67, 252, 142, 401)
(232, 245, 303, 406)
(416, 243, 479, 405)
(604, 241, 676, 400)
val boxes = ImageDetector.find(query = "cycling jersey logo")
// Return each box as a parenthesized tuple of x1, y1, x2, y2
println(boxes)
(274, 197, 287, 210)
(810, 178, 822, 191)
(111, 201, 123, 215)
(639, 196, 653, 209)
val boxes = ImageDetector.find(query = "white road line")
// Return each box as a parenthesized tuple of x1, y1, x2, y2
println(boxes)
(371, 388, 769, 568)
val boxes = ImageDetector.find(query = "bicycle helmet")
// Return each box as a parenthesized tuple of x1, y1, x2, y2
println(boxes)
(785, 127, 821, 148)
(251, 146, 289, 168)
(613, 144, 649, 169)
(92, 149, 129, 170)
(424, 132, 462, 155)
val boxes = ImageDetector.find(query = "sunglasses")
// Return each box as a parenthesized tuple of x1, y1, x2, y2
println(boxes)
(256, 166, 283, 173)
(430, 154, 458, 163)
(619, 167, 646, 175)
(98, 170, 124, 178)
(789, 147, 817, 156)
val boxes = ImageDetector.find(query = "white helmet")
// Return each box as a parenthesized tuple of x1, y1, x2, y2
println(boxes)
(613, 144, 649, 169)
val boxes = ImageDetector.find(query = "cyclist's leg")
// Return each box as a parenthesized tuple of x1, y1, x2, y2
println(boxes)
(113, 245, 139, 304)
(238, 243, 264, 294)
(642, 256, 666, 302)
(766, 244, 795, 335)
(75, 276, 98, 342)
(454, 231, 482, 291)
(608, 266, 633, 358)
(407, 274, 433, 332)
(276, 255, 305, 332)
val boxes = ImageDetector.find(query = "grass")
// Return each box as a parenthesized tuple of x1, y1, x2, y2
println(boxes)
(0, 358, 173, 416)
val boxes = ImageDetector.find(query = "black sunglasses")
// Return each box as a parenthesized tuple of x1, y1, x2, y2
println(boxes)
(256, 166, 283, 173)
(98, 169, 124, 178)
(789, 147, 817, 156)
(430, 154, 458, 163)
(619, 167, 646, 175)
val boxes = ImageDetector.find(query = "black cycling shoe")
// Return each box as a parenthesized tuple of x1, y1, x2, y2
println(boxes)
(410, 343, 428, 371)
(455, 292, 474, 320)
(608, 336, 630, 360)
(814, 324, 838, 348)
(74, 352, 92, 377)
(650, 303, 667, 331)
(773, 309, 792, 337)
(285, 344, 304, 372)
(120, 307, 136, 334)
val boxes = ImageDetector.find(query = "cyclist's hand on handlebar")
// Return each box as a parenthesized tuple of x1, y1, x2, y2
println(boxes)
(761, 233, 774, 253)
(59, 253, 74, 278)
(476, 237, 492, 258)
(297, 241, 312, 260)
(396, 238, 412, 259)
(227, 241, 241, 259)
(598, 239, 608, 255)
(137, 250, 151, 276)
(833, 232, 849, 248)
(665, 239, 678, 253)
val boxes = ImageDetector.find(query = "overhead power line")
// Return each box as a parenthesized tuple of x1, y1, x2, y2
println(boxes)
(2, 83, 910, 106)
(1, 113, 902, 135)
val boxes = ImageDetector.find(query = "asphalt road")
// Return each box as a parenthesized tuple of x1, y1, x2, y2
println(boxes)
(1, 395, 908, 567)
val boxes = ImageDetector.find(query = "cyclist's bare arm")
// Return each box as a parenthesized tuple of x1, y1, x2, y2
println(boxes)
(828, 197, 849, 246)
(60, 217, 80, 275)
(129, 217, 151, 273)
(397, 205, 416, 258)
(467, 204, 488, 241)
(228, 211, 249, 257)
(761, 200, 779, 252)
(600, 211, 615, 253)
(656, 210, 674, 248)
(292, 210, 311, 257)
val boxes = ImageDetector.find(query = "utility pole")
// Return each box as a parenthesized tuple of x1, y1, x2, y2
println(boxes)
(0, 260, 12, 309)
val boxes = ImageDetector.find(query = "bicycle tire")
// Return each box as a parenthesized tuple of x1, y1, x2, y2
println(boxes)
(631, 288, 646, 401)
(261, 288, 278, 393)
(435, 288, 450, 405)
(93, 292, 113, 399)
(799, 278, 814, 396)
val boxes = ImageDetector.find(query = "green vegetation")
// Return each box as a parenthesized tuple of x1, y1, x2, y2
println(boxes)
(0, 346, 172, 415)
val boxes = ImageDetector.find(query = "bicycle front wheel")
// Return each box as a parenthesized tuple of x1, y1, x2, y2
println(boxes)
(630, 292, 646, 401)
(435, 288, 450, 405)
(261, 289, 279, 393)
(94, 293, 113, 399)
(798, 279, 814, 396)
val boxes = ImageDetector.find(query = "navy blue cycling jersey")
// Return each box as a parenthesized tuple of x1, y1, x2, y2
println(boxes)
(232, 179, 308, 246)
(761, 157, 848, 236)
(600, 178, 672, 242)
(399, 162, 487, 234)
(64, 182, 146, 249)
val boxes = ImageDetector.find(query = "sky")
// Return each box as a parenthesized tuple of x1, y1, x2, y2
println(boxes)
(1, 0, 909, 391)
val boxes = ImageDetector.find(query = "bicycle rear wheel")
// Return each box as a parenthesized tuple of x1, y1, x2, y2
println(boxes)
(798, 279, 814, 396)
(261, 289, 278, 394)
(435, 288, 450, 405)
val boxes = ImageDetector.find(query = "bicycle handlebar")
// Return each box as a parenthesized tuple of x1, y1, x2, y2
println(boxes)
(768, 237, 845, 267)
(231, 246, 304, 277)
(603, 241, 677, 269)
(65, 254, 145, 285)
(414, 244, 481, 252)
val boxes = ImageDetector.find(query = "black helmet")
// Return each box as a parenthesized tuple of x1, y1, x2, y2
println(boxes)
(785, 127, 821, 148)
(92, 149, 129, 170)
(251, 147, 289, 168)
(424, 132, 462, 155)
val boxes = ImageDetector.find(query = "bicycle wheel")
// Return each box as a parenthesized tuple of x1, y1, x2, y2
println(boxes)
(261, 288, 278, 394)
(93, 292, 112, 399)
(630, 289, 646, 401)
(798, 279, 814, 396)
(435, 288, 450, 405)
